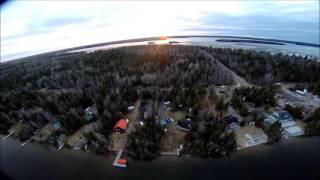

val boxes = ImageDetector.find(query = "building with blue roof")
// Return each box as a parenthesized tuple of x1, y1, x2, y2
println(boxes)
(264, 110, 304, 137)
(51, 119, 61, 131)
(160, 118, 173, 127)
(84, 104, 97, 123)
(272, 111, 293, 122)
(177, 119, 191, 131)
(223, 116, 240, 131)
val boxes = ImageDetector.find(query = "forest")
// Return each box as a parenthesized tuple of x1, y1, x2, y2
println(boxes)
(205, 47, 320, 94)
(230, 86, 278, 109)
(1, 45, 319, 158)
(181, 111, 237, 158)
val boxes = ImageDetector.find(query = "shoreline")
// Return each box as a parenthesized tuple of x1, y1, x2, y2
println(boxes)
(3, 35, 319, 64)
(1, 134, 316, 159)
(2, 135, 319, 180)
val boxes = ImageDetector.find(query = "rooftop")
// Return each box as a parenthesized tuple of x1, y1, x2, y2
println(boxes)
(272, 111, 293, 121)
(284, 126, 304, 136)
(224, 116, 239, 125)
(177, 120, 191, 130)
(114, 119, 129, 130)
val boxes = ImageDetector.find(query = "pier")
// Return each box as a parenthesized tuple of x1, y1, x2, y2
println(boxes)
(112, 148, 127, 168)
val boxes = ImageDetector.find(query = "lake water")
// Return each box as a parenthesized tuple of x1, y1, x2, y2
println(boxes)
(68, 36, 320, 58)
(1, 136, 320, 180)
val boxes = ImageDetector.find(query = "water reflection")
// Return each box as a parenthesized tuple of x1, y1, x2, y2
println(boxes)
(68, 36, 320, 58)
(1, 136, 319, 180)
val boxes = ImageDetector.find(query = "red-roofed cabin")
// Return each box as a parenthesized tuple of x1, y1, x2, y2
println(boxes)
(113, 119, 129, 134)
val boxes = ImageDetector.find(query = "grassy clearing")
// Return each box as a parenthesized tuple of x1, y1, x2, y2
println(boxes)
(160, 125, 186, 152)
(170, 111, 185, 121)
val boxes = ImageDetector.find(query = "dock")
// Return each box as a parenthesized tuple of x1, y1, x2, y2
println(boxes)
(112, 149, 127, 168)
(21, 138, 32, 146)
(58, 143, 64, 150)
(2, 132, 14, 140)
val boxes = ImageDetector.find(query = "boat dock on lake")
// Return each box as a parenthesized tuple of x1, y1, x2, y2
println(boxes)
(112, 148, 127, 168)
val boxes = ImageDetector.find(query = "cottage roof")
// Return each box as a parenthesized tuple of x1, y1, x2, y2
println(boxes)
(160, 118, 172, 126)
(281, 120, 296, 128)
(114, 119, 128, 130)
(52, 119, 61, 130)
(224, 116, 239, 125)
(177, 120, 191, 129)
(272, 111, 293, 121)
(264, 116, 277, 125)
(284, 126, 304, 135)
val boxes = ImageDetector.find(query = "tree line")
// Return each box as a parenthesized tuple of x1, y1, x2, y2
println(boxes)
(205, 47, 320, 88)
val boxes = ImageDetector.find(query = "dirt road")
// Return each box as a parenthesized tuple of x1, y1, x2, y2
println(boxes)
(201, 50, 251, 87)
(281, 85, 320, 107)
(109, 100, 141, 151)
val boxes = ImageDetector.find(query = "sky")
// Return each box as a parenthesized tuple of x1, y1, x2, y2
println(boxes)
(1, 0, 319, 62)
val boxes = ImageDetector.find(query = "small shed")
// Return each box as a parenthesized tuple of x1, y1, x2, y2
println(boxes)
(163, 101, 171, 111)
(127, 106, 135, 111)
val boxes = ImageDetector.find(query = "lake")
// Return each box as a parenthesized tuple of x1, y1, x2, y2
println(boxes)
(67, 36, 320, 58)
(1, 136, 320, 180)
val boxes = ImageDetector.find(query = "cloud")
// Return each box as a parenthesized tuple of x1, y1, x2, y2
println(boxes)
(1, 1, 319, 62)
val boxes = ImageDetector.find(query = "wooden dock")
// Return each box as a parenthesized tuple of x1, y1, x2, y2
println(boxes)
(2, 132, 14, 140)
(112, 149, 127, 168)
(21, 138, 32, 146)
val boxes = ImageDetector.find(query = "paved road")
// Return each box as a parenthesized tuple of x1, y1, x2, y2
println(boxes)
(126, 100, 141, 134)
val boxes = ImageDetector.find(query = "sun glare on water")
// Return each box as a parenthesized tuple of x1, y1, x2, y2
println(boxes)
(159, 36, 168, 40)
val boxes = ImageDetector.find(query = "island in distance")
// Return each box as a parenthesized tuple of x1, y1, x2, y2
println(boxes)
(1, 43, 320, 166)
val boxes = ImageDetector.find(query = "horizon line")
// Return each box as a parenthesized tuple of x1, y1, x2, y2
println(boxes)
(2, 35, 320, 63)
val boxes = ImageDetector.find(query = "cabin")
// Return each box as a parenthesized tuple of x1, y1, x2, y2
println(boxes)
(272, 111, 293, 122)
(264, 111, 304, 137)
(284, 126, 304, 136)
(177, 119, 191, 131)
(160, 118, 173, 127)
(84, 105, 97, 122)
(84, 111, 95, 123)
(263, 116, 277, 129)
(51, 119, 61, 131)
(224, 116, 240, 131)
(113, 119, 129, 134)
